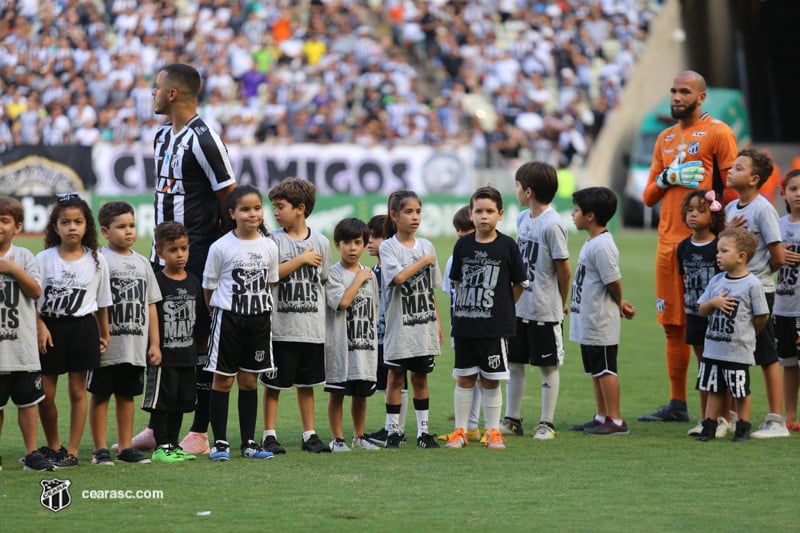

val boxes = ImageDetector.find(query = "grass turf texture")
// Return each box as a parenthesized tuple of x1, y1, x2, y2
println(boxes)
(3, 231, 796, 532)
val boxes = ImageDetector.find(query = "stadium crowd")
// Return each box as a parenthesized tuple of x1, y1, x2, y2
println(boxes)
(0, 0, 661, 169)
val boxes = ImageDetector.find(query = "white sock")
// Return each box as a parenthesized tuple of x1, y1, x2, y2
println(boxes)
(415, 408, 429, 437)
(399, 389, 409, 431)
(540, 365, 560, 424)
(505, 363, 525, 419)
(302, 430, 316, 442)
(482, 386, 503, 431)
(454, 385, 474, 430)
(595, 414, 606, 422)
(468, 379, 483, 430)
(385, 413, 400, 435)
(262, 429, 276, 440)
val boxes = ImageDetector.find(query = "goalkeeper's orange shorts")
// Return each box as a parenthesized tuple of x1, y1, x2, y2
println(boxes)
(655, 241, 686, 326)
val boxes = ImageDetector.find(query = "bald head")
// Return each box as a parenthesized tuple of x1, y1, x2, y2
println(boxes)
(674, 70, 707, 92)
(670, 71, 707, 122)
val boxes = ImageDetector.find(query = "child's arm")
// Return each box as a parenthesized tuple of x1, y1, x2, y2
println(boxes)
(337, 269, 373, 310)
(37, 313, 53, 354)
(512, 282, 525, 303)
(95, 307, 110, 355)
(606, 279, 636, 319)
(555, 258, 571, 314)
(390, 254, 436, 286)
(0, 256, 41, 300)
(278, 246, 323, 279)
(204, 289, 214, 311)
(433, 290, 443, 344)
(147, 302, 162, 366)
(753, 313, 769, 335)
(698, 289, 737, 316)
(767, 241, 786, 272)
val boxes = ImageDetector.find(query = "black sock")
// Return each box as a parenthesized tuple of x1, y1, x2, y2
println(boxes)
(151, 411, 169, 447)
(209, 389, 230, 444)
(168, 412, 184, 447)
(238, 389, 258, 446)
(190, 364, 212, 432)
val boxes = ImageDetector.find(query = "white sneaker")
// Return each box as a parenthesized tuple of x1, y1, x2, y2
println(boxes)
(687, 421, 703, 437)
(329, 438, 352, 452)
(351, 436, 381, 450)
(715, 417, 731, 438)
(533, 422, 556, 440)
(751, 414, 790, 438)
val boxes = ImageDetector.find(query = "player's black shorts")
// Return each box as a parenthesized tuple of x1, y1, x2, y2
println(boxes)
(87, 363, 145, 397)
(0, 372, 44, 409)
(696, 357, 750, 399)
(383, 355, 435, 375)
(454, 336, 510, 380)
(754, 293, 777, 367)
(206, 309, 274, 376)
(141, 365, 196, 413)
(685, 314, 708, 347)
(508, 319, 564, 366)
(774, 315, 800, 364)
(39, 315, 101, 374)
(324, 379, 377, 397)
(580, 344, 618, 377)
(259, 341, 325, 389)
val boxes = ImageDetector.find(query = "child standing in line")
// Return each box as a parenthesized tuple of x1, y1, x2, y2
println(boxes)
(260, 178, 332, 454)
(0, 196, 54, 471)
(379, 190, 443, 449)
(677, 190, 727, 438)
(504, 162, 571, 441)
(725, 149, 789, 437)
(569, 187, 636, 436)
(36, 193, 112, 467)
(143, 221, 205, 462)
(445, 187, 527, 451)
(90, 202, 162, 465)
(325, 218, 381, 452)
(204, 185, 279, 461)
(774, 170, 800, 432)
(695, 227, 769, 441)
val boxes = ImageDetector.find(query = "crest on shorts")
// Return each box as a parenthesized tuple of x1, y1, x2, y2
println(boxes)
(40, 479, 72, 513)
(255, 350, 265, 362)
(488, 354, 501, 370)
(687, 141, 700, 155)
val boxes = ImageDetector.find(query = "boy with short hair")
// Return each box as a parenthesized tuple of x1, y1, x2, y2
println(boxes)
(502, 161, 571, 441)
(90, 202, 162, 465)
(446, 187, 527, 450)
(725, 148, 789, 437)
(695, 227, 769, 441)
(569, 187, 636, 436)
(260, 177, 332, 454)
(325, 218, 381, 451)
(0, 196, 54, 471)
(142, 222, 205, 462)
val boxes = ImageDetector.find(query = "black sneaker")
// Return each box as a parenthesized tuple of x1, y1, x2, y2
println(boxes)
(262, 435, 286, 455)
(584, 418, 630, 436)
(637, 400, 689, 422)
(24, 451, 56, 471)
(499, 417, 524, 436)
(571, 418, 602, 432)
(301, 433, 331, 453)
(54, 446, 79, 468)
(416, 432, 440, 449)
(117, 447, 152, 464)
(365, 428, 388, 446)
(384, 432, 403, 449)
(732, 420, 752, 442)
(91, 448, 115, 466)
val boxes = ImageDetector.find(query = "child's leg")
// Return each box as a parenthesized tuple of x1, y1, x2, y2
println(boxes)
(385, 369, 405, 435)
(237, 372, 259, 445)
(454, 375, 478, 430)
(351, 396, 367, 438)
(262, 388, 280, 431)
(209, 374, 235, 444)
(468, 377, 482, 430)
(762, 361, 784, 415)
(89, 393, 110, 450)
(703, 391, 725, 421)
(168, 412, 184, 446)
(398, 375, 409, 432)
(410, 371, 430, 437)
(67, 371, 88, 455)
(328, 392, 344, 439)
(297, 386, 316, 433)
(480, 377, 502, 431)
(38, 374, 60, 449)
(115, 394, 135, 450)
(18, 405, 39, 454)
(784, 364, 800, 423)
(591, 377, 606, 419)
(151, 411, 169, 447)
(504, 362, 525, 420)
(596, 373, 621, 420)
(693, 344, 709, 419)
(540, 365, 559, 424)
(735, 394, 751, 424)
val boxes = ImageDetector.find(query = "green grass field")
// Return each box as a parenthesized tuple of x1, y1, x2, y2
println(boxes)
(2, 230, 797, 532)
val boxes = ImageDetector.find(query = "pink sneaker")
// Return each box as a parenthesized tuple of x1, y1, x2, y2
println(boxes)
(113, 427, 156, 452)
(179, 431, 210, 455)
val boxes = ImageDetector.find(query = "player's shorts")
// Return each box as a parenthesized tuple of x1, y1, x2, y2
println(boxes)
(39, 315, 101, 374)
(685, 314, 708, 346)
(508, 319, 564, 366)
(580, 345, 618, 377)
(375, 344, 407, 392)
(383, 355, 436, 375)
(754, 293, 777, 367)
(453, 336, 510, 381)
(655, 241, 685, 326)
(774, 315, 800, 365)
(87, 363, 145, 397)
(324, 380, 377, 397)
(696, 357, 750, 399)
(0, 372, 45, 409)
(206, 309, 274, 376)
(141, 365, 196, 413)
(259, 341, 325, 389)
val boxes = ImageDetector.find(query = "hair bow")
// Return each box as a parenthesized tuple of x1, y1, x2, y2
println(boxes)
(704, 190, 722, 212)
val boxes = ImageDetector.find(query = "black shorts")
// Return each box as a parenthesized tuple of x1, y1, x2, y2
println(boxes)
(206, 309, 274, 376)
(508, 319, 564, 366)
(774, 315, 800, 364)
(324, 380, 377, 397)
(259, 341, 325, 389)
(383, 355, 435, 375)
(0, 372, 45, 409)
(580, 345, 618, 377)
(375, 344, 406, 392)
(685, 314, 708, 346)
(87, 363, 145, 397)
(39, 315, 101, 374)
(696, 357, 750, 399)
(141, 365, 196, 413)
(754, 293, 777, 367)
(453, 336, 510, 380)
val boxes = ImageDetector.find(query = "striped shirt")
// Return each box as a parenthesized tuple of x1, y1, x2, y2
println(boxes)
(151, 116, 236, 268)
